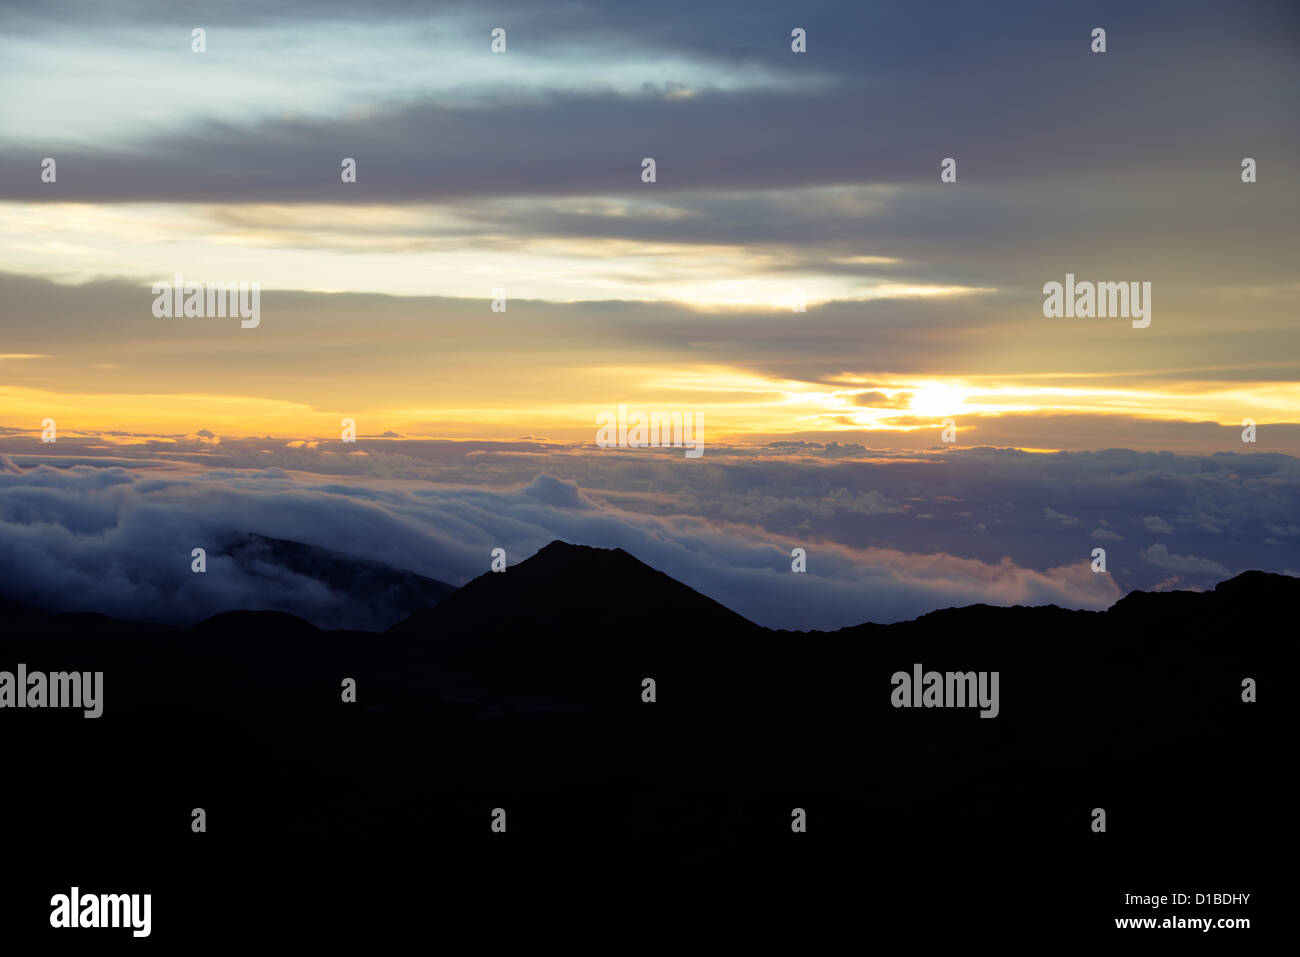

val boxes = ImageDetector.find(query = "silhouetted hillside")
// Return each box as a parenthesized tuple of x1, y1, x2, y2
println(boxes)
(0, 533, 456, 633)
(393, 540, 755, 635)
(389, 541, 758, 697)
(0, 542, 1290, 944)
(219, 532, 455, 628)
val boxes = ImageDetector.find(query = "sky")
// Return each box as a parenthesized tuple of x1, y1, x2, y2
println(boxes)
(0, 0, 1297, 626)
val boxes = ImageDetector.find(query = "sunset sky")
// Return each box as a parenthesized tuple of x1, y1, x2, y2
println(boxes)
(2, 0, 1296, 449)
(1, 0, 1297, 626)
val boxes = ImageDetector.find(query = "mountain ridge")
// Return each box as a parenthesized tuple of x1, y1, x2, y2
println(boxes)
(3, 538, 1294, 637)
(1, 539, 1290, 941)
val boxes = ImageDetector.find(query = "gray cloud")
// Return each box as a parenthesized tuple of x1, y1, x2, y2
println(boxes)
(1141, 543, 1231, 578)
(4, 274, 1299, 444)
(1, 438, 1296, 630)
(3, 1, 1296, 205)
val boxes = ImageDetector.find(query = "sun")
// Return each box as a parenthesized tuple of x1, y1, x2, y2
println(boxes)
(906, 382, 974, 418)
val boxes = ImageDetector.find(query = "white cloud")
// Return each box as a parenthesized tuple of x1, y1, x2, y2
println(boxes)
(1140, 543, 1231, 579)
(1044, 507, 1083, 527)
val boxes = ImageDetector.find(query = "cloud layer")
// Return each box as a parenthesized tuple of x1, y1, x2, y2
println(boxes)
(2, 437, 1296, 630)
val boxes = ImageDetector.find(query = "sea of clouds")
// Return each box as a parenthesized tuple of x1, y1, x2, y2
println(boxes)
(1, 435, 1297, 631)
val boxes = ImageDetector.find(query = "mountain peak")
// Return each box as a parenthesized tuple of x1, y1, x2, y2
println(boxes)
(1213, 568, 1298, 595)
(1108, 567, 1300, 619)
(532, 539, 618, 558)
(388, 539, 755, 641)
(514, 539, 637, 572)
(189, 609, 321, 638)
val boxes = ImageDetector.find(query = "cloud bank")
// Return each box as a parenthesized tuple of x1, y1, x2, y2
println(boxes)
(2, 437, 1296, 630)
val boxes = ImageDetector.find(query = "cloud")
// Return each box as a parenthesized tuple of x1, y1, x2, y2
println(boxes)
(4, 1, 1296, 203)
(0, 449, 1125, 631)
(1140, 543, 1231, 579)
(521, 474, 592, 509)
(1142, 515, 1175, 534)
(853, 391, 912, 409)
(1, 439, 1295, 630)
(1044, 507, 1083, 527)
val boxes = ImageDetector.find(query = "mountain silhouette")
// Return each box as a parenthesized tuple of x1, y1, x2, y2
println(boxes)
(0, 541, 1290, 943)
(392, 540, 756, 636)
(388, 541, 758, 698)
(218, 532, 455, 629)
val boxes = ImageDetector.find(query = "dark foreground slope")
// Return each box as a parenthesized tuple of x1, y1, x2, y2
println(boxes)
(0, 544, 1291, 944)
